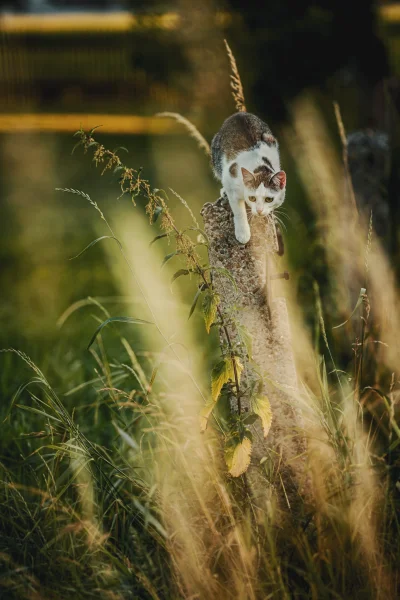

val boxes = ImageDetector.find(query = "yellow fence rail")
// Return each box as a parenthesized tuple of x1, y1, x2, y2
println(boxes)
(0, 113, 179, 134)
(0, 11, 230, 34)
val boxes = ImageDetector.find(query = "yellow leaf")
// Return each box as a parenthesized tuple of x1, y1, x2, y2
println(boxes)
(210, 356, 243, 402)
(202, 292, 220, 334)
(201, 356, 244, 432)
(225, 437, 252, 477)
(233, 356, 243, 385)
(252, 395, 273, 438)
(211, 358, 230, 401)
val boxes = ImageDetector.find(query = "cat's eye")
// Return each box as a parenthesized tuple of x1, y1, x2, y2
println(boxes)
(265, 197, 274, 203)
(248, 196, 256, 202)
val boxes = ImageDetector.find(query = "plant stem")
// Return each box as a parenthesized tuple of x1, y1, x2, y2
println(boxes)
(80, 132, 242, 413)
(197, 262, 242, 414)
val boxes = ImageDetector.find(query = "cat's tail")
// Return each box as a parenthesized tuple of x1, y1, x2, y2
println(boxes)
(224, 40, 247, 113)
(156, 112, 210, 157)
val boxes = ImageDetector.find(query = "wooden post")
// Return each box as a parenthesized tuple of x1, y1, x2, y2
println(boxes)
(201, 196, 309, 519)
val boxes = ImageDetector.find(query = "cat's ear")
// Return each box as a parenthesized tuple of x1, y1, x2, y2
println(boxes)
(241, 167, 256, 188)
(262, 133, 277, 146)
(270, 170, 286, 190)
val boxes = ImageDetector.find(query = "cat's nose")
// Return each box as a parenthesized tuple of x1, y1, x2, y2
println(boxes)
(256, 207, 263, 214)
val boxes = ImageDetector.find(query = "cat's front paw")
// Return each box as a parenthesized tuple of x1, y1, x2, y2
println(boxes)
(235, 224, 251, 245)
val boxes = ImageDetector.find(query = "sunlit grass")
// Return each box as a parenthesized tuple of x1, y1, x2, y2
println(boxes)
(1, 99, 400, 599)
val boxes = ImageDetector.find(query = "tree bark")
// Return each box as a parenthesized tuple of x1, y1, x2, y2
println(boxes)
(201, 196, 310, 519)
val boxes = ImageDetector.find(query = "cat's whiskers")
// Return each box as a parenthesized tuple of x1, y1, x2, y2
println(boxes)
(274, 207, 289, 216)
(274, 209, 291, 223)
(275, 219, 287, 233)
(275, 210, 290, 219)
(273, 214, 287, 232)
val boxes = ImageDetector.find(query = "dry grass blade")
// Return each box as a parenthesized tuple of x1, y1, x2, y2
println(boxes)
(224, 39, 247, 113)
(156, 112, 210, 156)
(333, 101, 358, 217)
(168, 187, 199, 228)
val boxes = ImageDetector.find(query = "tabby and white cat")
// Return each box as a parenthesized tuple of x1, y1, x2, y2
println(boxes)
(211, 112, 286, 244)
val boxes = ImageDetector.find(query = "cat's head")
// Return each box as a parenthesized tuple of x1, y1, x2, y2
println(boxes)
(241, 167, 286, 216)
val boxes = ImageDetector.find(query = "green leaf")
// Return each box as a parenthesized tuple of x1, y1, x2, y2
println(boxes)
(225, 437, 252, 477)
(171, 269, 190, 284)
(2, 379, 41, 423)
(333, 288, 366, 329)
(251, 395, 273, 438)
(161, 252, 179, 268)
(243, 412, 258, 425)
(153, 206, 163, 223)
(149, 233, 169, 246)
(113, 146, 128, 154)
(71, 140, 84, 155)
(87, 316, 153, 350)
(389, 438, 400, 452)
(69, 236, 122, 260)
(15, 404, 62, 423)
(188, 285, 206, 320)
(114, 424, 139, 450)
(202, 291, 220, 334)
(243, 428, 253, 443)
(89, 125, 102, 135)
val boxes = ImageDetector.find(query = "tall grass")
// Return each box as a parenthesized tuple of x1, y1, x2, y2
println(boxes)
(1, 100, 400, 600)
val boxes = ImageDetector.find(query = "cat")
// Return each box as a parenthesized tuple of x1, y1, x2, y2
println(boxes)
(211, 112, 286, 244)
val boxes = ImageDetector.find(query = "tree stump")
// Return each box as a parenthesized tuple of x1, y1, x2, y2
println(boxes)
(201, 196, 309, 519)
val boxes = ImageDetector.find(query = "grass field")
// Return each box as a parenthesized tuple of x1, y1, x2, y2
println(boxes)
(0, 128, 222, 599)
(1, 96, 400, 600)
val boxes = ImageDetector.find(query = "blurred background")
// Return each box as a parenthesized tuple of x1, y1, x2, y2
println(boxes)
(1, 0, 400, 419)
(2, 3, 400, 597)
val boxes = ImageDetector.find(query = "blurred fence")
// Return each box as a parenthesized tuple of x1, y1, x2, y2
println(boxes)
(0, 9, 232, 132)
(0, 4, 398, 133)
(0, 12, 180, 120)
